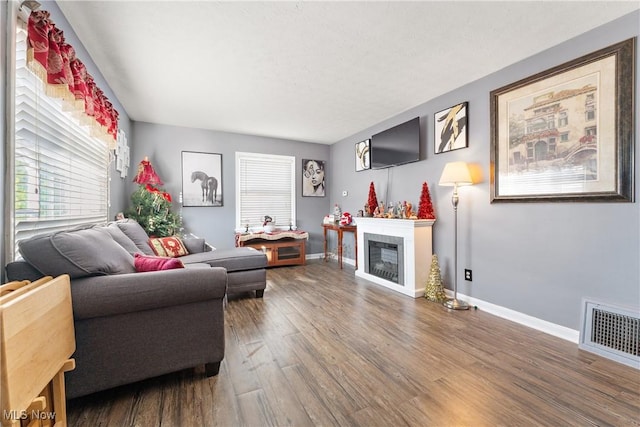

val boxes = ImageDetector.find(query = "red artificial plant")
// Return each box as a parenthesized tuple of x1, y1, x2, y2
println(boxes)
(417, 182, 436, 219)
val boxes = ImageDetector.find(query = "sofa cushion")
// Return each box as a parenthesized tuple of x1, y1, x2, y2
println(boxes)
(103, 222, 142, 255)
(182, 237, 207, 254)
(180, 247, 267, 272)
(18, 227, 136, 279)
(149, 236, 189, 257)
(134, 253, 184, 272)
(115, 219, 155, 255)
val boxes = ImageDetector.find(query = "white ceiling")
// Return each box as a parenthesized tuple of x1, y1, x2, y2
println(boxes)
(56, 1, 639, 145)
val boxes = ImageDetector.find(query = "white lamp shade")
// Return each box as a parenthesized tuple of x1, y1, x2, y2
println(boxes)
(439, 161, 473, 186)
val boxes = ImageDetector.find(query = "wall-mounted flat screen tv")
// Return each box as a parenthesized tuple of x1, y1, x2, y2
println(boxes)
(370, 117, 420, 169)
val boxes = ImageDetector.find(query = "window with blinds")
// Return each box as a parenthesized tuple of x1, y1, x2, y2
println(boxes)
(12, 26, 109, 259)
(236, 152, 296, 229)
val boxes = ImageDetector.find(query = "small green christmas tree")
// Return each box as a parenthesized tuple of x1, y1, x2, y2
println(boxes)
(425, 254, 447, 302)
(126, 185, 181, 237)
(125, 158, 181, 237)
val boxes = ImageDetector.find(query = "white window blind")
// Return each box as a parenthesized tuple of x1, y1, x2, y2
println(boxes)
(236, 152, 296, 229)
(12, 26, 109, 258)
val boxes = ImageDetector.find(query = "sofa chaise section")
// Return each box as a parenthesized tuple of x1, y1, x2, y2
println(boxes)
(115, 219, 268, 298)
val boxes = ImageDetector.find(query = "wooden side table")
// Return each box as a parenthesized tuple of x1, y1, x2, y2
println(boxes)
(236, 230, 309, 267)
(322, 223, 357, 269)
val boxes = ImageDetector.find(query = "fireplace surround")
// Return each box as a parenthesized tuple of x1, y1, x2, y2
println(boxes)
(364, 233, 404, 285)
(356, 217, 435, 298)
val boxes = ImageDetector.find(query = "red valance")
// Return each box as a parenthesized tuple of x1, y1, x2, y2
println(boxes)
(26, 9, 119, 147)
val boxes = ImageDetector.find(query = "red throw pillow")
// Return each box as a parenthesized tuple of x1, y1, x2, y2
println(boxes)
(134, 253, 185, 272)
(148, 236, 189, 257)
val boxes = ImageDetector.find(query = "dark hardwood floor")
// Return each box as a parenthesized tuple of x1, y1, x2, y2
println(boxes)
(67, 260, 640, 426)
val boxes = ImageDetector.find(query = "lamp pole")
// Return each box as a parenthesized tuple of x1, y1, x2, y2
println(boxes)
(444, 182, 469, 310)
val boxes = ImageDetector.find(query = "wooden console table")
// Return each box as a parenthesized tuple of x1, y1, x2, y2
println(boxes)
(236, 230, 308, 267)
(322, 223, 357, 269)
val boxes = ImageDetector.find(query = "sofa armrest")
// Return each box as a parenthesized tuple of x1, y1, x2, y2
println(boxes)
(182, 237, 214, 253)
(71, 267, 227, 320)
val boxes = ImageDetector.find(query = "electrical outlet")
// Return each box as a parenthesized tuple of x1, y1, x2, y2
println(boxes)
(464, 269, 472, 281)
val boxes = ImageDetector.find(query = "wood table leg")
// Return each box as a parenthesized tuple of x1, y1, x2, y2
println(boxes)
(338, 230, 343, 269)
(323, 226, 328, 262)
(354, 230, 358, 270)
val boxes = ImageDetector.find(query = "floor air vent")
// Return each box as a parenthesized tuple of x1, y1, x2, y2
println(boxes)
(580, 299, 640, 369)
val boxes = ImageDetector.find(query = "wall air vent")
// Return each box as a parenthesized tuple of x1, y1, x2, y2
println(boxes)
(579, 299, 639, 369)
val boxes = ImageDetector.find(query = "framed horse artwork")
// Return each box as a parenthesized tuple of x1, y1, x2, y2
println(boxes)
(181, 151, 223, 207)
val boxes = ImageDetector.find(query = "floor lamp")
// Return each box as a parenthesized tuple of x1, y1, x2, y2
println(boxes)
(439, 161, 473, 310)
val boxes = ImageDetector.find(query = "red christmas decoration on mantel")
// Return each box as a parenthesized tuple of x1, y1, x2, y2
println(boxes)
(366, 182, 379, 216)
(417, 182, 436, 219)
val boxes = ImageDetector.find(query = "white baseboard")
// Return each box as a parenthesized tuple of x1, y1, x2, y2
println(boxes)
(306, 253, 356, 267)
(447, 290, 580, 343)
(302, 258, 578, 343)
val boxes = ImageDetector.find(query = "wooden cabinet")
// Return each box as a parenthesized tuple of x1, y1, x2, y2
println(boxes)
(240, 238, 306, 267)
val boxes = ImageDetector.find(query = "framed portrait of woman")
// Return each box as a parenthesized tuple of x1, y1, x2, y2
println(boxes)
(302, 159, 325, 197)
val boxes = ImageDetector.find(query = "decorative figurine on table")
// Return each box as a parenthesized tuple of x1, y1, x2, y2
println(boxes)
(263, 215, 275, 233)
(333, 204, 342, 221)
(340, 212, 353, 226)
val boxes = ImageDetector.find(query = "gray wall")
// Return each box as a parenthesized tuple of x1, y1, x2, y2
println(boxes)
(329, 11, 640, 330)
(131, 122, 330, 252)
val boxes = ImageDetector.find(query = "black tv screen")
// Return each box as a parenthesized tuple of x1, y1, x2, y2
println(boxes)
(370, 117, 420, 169)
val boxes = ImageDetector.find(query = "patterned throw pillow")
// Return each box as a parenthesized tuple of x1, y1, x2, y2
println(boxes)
(134, 253, 184, 272)
(148, 236, 189, 257)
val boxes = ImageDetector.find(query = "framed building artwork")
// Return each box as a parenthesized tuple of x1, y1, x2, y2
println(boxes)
(302, 159, 325, 197)
(355, 139, 371, 171)
(181, 151, 223, 207)
(490, 38, 635, 202)
(434, 102, 468, 154)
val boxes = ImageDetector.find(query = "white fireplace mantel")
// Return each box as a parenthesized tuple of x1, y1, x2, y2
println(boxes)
(355, 217, 435, 298)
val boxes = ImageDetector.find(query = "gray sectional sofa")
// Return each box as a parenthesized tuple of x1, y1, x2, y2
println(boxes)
(4, 219, 267, 399)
